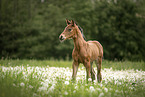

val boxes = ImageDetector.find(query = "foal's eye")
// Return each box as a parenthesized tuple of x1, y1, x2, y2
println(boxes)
(68, 29, 72, 32)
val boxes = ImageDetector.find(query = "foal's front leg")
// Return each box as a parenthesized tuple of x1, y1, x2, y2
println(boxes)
(84, 61, 91, 81)
(72, 61, 79, 80)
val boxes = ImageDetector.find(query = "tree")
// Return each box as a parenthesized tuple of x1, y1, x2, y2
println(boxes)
(0, 0, 145, 61)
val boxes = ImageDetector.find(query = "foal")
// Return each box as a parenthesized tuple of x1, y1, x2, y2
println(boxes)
(59, 19, 103, 82)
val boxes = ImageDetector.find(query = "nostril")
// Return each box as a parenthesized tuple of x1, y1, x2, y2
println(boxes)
(61, 36, 63, 39)
(59, 35, 63, 40)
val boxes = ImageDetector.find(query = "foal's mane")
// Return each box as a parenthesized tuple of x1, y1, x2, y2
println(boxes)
(77, 25, 86, 40)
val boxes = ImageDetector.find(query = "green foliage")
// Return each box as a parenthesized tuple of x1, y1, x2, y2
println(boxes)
(0, 0, 145, 61)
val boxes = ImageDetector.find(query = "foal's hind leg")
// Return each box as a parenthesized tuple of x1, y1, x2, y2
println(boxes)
(95, 57, 102, 83)
(90, 62, 96, 81)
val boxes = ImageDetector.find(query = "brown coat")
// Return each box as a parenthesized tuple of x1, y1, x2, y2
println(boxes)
(59, 19, 103, 82)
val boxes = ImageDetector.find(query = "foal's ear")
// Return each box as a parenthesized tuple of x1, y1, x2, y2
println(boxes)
(66, 19, 71, 25)
(71, 20, 75, 27)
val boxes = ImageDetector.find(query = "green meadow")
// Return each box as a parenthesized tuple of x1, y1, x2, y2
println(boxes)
(0, 60, 145, 97)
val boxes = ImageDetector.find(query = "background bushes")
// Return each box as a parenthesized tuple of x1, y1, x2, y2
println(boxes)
(0, 0, 145, 61)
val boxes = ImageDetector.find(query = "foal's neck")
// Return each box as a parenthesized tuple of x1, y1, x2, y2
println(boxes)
(73, 29, 86, 51)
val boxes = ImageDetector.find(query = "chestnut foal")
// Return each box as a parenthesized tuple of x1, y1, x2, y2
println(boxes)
(59, 19, 103, 82)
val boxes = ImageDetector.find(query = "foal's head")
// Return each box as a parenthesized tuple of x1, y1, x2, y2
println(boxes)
(59, 19, 78, 42)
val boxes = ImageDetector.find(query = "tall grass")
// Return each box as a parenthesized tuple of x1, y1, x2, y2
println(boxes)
(0, 59, 145, 70)
(0, 60, 145, 97)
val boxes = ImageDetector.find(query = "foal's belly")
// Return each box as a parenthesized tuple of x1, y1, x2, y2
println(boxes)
(73, 50, 99, 64)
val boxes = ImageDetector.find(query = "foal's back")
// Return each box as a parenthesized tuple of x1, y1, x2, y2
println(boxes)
(87, 41, 103, 62)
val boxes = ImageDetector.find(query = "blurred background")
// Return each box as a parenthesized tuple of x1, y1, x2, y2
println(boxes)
(0, 0, 145, 61)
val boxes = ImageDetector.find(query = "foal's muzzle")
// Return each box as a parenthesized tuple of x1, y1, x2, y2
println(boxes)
(59, 35, 66, 42)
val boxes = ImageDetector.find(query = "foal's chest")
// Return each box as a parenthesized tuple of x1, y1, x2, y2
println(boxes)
(72, 49, 89, 63)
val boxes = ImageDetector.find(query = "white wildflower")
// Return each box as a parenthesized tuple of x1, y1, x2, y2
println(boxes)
(64, 91, 68, 95)
(29, 85, 33, 88)
(99, 92, 104, 97)
(73, 90, 76, 93)
(64, 81, 69, 85)
(104, 87, 108, 92)
(100, 83, 103, 87)
(66, 77, 70, 81)
(115, 90, 119, 93)
(20, 82, 25, 86)
(129, 87, 134, 90)
(13, 83, 16, 87)
(38, 86, 47, 91)
(75, 85, 78, 90)
(93, 80, 97, 83)
(77, 77, 81, 81)
(96, 88, 102, 92)
(89, 86, 95, 92)
(88, 78, 92, 82)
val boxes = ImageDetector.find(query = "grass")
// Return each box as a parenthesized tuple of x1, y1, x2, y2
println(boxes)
(0, 59, 145, 97)
(0, 59, 145, 70)
(0, 59, 72, 67)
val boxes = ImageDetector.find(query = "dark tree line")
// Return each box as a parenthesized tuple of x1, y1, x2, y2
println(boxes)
(0, 0, 145, 61)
